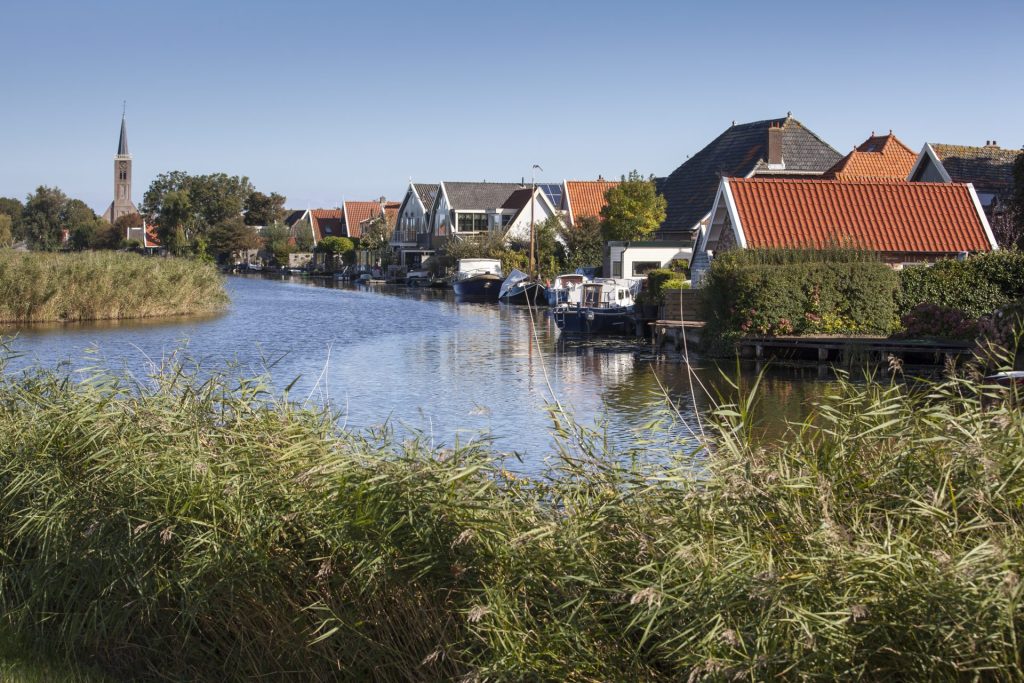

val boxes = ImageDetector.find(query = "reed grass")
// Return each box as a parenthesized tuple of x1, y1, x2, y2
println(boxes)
(0, 347, 1022, 680)
(0, 251, 228, 323)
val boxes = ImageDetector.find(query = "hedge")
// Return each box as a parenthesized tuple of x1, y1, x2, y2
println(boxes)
(701, 249, 899, 353)
(897, 251, 1024, 318)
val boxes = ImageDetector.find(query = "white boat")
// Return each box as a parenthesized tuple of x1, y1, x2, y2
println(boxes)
(552, 278, 640, 335)
(545, 272, 589, 307)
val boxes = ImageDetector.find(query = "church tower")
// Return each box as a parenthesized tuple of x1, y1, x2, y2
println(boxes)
(103, 109, 139, 223)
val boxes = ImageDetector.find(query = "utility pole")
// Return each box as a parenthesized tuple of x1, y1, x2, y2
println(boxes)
(530, 164, 542, 277)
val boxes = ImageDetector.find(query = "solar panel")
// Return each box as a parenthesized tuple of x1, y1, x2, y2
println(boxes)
(538, 183, 563, 207)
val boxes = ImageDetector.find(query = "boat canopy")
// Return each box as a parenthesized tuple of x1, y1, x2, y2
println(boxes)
(499, 269, 529, 299)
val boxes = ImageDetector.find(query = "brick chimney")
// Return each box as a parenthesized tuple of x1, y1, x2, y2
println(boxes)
(767, 122, 784, 167)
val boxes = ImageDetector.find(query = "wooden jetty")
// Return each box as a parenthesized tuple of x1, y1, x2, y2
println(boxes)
(738, 335, 972, 365)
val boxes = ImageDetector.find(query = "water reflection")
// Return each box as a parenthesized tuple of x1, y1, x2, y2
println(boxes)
(3, 274, 836, 471)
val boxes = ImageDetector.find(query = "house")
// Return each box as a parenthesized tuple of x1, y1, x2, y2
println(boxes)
(309, 209, 343, 243)
(658, 115, 842, 241)
(342, 201, 383, 239)
(605, 241, 694, 279)
(692, 178, 997, 283)
(909, 141, 1020, 226)
(562, 179, 619, 227)
(358, 201, 399, 240)
(824, 131, 917, 180)
(125, 222, 161, 254)
(390, 182, 439, 267)
(428, 182, 525, 240)
(498, 186, 562, 243)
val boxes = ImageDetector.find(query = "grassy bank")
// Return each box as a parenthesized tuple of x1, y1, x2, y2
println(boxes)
(0, 251, 227, 323)
(0, 352, 1022, 680)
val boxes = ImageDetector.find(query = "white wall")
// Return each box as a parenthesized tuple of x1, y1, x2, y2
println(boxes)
(505, 194, 559, 242)
(608, 244, 693, 279)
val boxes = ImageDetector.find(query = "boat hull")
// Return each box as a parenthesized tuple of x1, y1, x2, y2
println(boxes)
(553, 306, 636, 335)
(499, 282, 546, 306)
(453, 274, 502, 301)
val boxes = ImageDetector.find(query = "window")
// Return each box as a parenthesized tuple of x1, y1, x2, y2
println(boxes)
(501, 214, 513, 228)
(612, 260, 622, 277)
(457, 213, 487, 232)
(631, 261, 660, 276)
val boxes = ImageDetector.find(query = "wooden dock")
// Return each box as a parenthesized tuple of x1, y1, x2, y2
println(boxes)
(738, 335, 972, 365)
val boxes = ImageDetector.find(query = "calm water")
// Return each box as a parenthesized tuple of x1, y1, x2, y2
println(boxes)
(2, 275, 833, 470)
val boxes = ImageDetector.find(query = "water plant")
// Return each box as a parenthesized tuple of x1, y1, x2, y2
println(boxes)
(0, 251, 227, 324)
(0, 346, 1022, 680)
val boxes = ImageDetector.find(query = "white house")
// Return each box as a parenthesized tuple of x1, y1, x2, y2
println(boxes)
(390, 182, 439, 267)
(605, 241, 693, 279)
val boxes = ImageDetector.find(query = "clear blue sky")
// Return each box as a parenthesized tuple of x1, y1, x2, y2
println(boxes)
(2, 0, 1021, 214)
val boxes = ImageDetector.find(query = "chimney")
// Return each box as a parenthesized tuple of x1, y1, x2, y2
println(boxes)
(767, 122, 783, 167)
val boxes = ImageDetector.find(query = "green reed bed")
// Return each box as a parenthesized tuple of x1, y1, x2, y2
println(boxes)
(0, 251, 227, 323)
(0, 351, 1022, 681)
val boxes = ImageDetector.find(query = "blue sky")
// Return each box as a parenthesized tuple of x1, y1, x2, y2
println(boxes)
(2, 0, 1021, 213)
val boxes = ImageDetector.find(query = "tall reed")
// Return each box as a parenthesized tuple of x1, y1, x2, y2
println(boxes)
(0, 347, 1021, 680)
(0, 251, 227, 323)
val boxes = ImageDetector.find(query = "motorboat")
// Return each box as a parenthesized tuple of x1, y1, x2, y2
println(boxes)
(452, 258, 503, 301)
(552, 278, 639, 335)
(498, 269, 546, 306)
(406, 268, 431, 286)
(545, 272, 588, 307)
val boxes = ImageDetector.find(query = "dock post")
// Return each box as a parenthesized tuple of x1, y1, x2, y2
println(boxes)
(818, 347, 828, 362)
(755, 344, 764, 360)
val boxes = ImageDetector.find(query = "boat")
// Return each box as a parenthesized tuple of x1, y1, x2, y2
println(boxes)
(406, 268, 431, 286)
(452, 258, 503, 301)
(552, 278, 639, 335)
(499, 269, 546, 306)
(545, 272, 589, 307)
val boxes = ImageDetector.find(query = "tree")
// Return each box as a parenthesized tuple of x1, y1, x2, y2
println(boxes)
(1009, 151, 1024, 248)
(63, 200, 107, 251)
(318, 236, 354, 257)
(0, 197, 23, 242)
(141, 171, 255, 241)
(512, 215, 563, 278)
(293, 218, 315, 252)
(0, 214, 12, 248)
(157, 190, 192, 255)
(560, 215, 605, 271)
(599, 171, 667, 242)
(262, 221, 293, 264)
(22, 186, 68, 250)
(208, 216, 260, 261)
(244, 191, 287, 226)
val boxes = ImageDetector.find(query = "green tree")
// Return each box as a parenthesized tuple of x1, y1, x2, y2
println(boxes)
(22, 186, 68, 250)
(318, 236, 354, 256)
(262, 221, 294, 264)
(293, 218, 315, 252)
(599, 171, 667, 242)
(0, 214, 12, 248)
(514, 215, 564, 278)
(208, 216, 260, 261)
(142, 171, 254, 239)
(1010, 151, 1024, 248)
(245, 191, 287, 226)
(64, 200, 108, 251)
(157, 190, 192, 255)
(0, 197, 23, 242)
(560, 215, 605, 271)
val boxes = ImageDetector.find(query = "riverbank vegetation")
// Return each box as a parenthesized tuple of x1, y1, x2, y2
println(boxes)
(0, 252, 227, 324)
(0, 347, 1022, 680)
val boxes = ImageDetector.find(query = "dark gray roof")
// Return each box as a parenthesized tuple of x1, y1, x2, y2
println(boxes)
(283, 209, 306, 227)
(117, 116, 129, 155)
(413, 183, 439, 210)
(929, 144, 1020, 198)
(442, 182, 524, 211)
(658, 116, 841, 237)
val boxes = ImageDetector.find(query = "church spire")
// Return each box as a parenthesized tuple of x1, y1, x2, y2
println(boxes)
(117, 104, 129, 156)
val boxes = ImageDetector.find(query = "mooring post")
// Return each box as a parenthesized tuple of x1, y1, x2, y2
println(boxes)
(818, 347, 828, 362)
(755, 343, 764, 360)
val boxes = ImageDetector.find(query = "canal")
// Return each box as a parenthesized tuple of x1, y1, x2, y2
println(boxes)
(3, 275, 834, 471)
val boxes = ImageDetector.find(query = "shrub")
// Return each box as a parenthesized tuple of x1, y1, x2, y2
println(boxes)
(701, 248, 898, 353)
(897, 302, 979, 339)
(897, 251, 1024, 318)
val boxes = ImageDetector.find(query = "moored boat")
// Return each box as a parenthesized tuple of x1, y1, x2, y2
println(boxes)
(499, 269, 546, 306)
(452, 258, 503, 301)
(545, 272, 588, 307)
(552, 278, 639, 335)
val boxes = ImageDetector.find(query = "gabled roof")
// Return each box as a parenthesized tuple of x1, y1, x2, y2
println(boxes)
(441, 182, 523, 211)
(920, 143, 1019, 197)
(413, 183, 439, 211)
(721, 178, 995, 254)
(501, 187, 560, 227)
(343, 201, 383, 239)
(659, 116, 841, 236)
(309, 208, 342, 240)
(564, 180, 619, 223)
(824, 132, 916, 180)
(283, 209, 307, 228)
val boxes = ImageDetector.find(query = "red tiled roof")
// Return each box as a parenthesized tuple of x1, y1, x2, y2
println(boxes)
(343, 201, 382, 239)
(144, 225, 160, 248)
(726, 178, 993, 254)
(383, 202, 400, 230)
(824, 133, 917, 180)
(565, 180, 619, 222)
(308, 208, 342, 240)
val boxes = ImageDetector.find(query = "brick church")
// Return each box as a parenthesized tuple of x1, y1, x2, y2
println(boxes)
(101, 112, 139, 223)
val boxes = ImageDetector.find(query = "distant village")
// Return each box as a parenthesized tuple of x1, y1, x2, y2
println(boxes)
(4, 112, 1021, 287)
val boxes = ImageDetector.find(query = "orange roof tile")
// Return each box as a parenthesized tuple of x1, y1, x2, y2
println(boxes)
(343, 201, 382, 239)
(726, 178, 993, 254)
(824, 133, 917, 180)
(565, 180, 619, 222)
(308, 208, 343, 241)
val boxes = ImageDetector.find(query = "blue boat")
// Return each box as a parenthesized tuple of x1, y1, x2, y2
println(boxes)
(499, 269, 546, 306)
(452, 258, 503, 302)
(552, 279, 639, 335)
